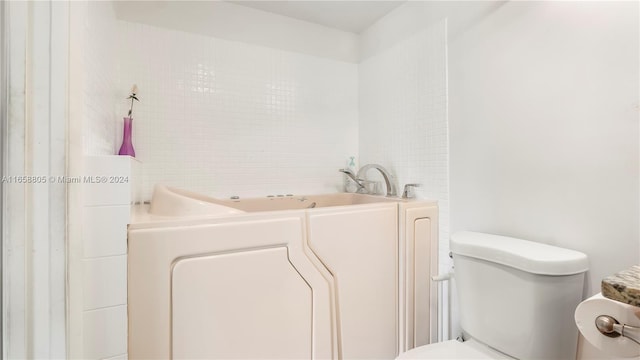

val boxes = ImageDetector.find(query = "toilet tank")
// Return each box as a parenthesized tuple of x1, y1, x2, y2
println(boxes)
(451, 232, 588, 360)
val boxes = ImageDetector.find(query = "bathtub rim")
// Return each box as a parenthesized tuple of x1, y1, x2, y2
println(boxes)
(129, 196, 438, 230)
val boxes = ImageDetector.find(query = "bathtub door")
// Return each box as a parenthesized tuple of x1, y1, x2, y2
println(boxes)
(128, 214, 337, 360)
(172, 247, 312, 359)
(307, 204, 399, 359)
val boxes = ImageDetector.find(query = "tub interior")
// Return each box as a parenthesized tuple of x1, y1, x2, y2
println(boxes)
(222, 193, 399, 212)
(149, 185, 399, 216)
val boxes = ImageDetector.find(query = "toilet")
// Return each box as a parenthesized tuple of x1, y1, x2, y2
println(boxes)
(399, 231, 589, 359)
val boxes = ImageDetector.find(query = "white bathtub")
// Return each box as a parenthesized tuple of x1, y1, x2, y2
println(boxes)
(128, 185, 439, 359)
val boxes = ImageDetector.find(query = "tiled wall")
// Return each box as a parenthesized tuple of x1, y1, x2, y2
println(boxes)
(117, 21, 359, 201)
(80, 15, 358, 358)
(359, 21, 449, 273)
(80, 3, 129, 359)
(83, 1, 119, 155)
(81, 6, 448, 357)
(82, 156, 140, 360)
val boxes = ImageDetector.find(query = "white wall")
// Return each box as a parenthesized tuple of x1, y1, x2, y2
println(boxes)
(364, 0, 639, 298)
(76, 3, 359, 357)
(73, 1, 639, 358)
(70, 2, 130, 359)
(359, 1, 504, 61)
(113, 1, 359, 63)
(83, 1, 120, 155)
(118, 21, 358, 200)
(362, 0, 639, 356)
(359, 19, 449, 280)
(449, 3, 639, 355)
(359, 19, 450, 341)
(448, 0, 639, 295)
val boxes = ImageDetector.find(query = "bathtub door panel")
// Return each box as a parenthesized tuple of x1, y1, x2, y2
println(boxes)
(413, 218, 432, 346)
(308, 205, 398, 359)
(171, 247, 312, 359)
(398, 204, 439, 351)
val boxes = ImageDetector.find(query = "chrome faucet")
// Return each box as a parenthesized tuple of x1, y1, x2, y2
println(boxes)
(338, 168, 367, 192)
(356, 164, 397, 197)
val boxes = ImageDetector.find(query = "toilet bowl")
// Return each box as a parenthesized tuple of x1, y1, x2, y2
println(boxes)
(397, 232, 589, 359)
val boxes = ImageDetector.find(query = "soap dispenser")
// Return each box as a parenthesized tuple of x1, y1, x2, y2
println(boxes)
(344, 156, 358, 193)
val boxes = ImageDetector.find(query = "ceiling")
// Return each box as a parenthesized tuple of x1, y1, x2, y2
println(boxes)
(227, 1, 406, 33)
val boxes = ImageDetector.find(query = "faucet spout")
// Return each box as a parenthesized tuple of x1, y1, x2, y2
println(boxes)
(338, 169, 366, 191)
(356, 164, 397, 197)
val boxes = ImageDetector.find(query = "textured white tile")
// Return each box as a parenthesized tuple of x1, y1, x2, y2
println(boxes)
(83, 256, 127, 310)
(117, 21, 359, 201)
(83, 3, 119, 156)
(84, 156, 135, 206)
(359, 21, 450, 272)
(131, 157, 144, 204)
(83, 205, 130, 258)
(83, 155, 133, 178)
(83, 305, 127, 359)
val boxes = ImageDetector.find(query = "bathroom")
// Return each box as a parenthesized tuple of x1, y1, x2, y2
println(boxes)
(1, 0, 638, 359)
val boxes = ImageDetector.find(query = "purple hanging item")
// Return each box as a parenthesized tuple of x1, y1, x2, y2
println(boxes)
(118, 116, 135, 157)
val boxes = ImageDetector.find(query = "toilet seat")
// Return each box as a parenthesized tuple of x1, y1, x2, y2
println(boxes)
(396, 339, 512, 359)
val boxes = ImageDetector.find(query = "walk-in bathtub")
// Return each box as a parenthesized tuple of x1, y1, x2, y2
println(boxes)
(128, 185, 439, 359)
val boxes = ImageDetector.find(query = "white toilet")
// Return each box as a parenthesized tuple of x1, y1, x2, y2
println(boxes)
(399, 231, 589, 359)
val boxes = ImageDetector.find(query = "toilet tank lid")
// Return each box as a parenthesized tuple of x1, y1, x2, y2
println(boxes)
(450, 232, 589, 275)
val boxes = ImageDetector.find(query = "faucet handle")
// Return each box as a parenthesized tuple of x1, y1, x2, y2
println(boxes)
(358, 179, 378, 194)
(402, 183, 422, 199)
